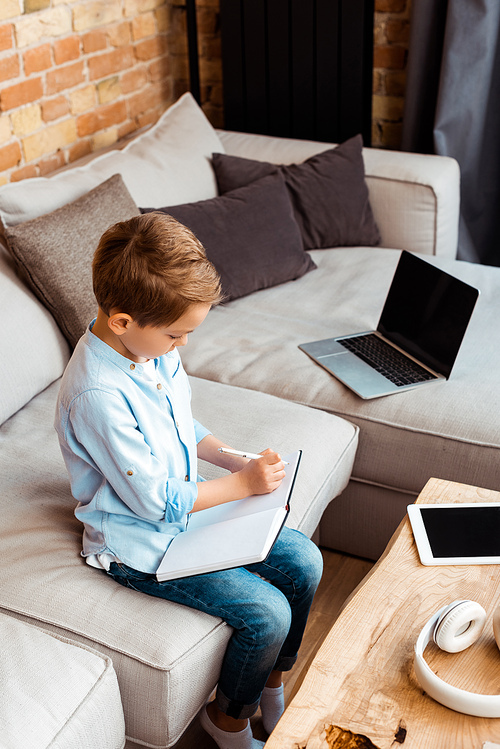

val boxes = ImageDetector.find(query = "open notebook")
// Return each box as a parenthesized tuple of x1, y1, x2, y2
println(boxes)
(156, 451, 301, 581)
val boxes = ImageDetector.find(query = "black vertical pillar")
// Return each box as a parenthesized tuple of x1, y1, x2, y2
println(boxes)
(220, 0, 374, 145)
(186, 0, 201, 104)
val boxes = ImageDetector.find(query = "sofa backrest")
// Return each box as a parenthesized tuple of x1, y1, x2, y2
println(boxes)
(217, 130, 460, 259)
(0, 246, 69, 426)
(0, 93, 461, 425)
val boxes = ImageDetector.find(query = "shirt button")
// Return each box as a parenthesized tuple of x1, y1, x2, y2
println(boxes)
(127, 470, 134, 476)
(184, 475, 189, 481)
(176, 421, 180, 428)
(130, 363, 135, 371)
(157, 383, 162, 390)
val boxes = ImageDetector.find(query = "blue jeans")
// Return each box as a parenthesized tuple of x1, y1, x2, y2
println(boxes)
(107, 526, 323, 719)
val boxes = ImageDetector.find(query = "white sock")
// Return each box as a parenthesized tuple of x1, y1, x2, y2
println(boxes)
(200, 705, 265, 749)
(260, 683, 285, 735)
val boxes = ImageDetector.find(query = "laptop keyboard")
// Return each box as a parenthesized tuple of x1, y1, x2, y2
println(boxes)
(339, 334, 436, 387)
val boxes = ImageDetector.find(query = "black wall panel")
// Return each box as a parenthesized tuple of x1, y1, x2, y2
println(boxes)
(220, 0, 374, 145)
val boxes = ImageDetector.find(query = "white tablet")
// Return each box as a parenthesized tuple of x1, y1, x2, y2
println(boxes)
(407, 503, 500, 566)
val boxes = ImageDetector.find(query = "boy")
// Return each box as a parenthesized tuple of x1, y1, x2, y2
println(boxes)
(55, 212, 323, 749)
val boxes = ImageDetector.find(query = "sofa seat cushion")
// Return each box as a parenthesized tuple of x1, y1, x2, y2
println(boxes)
(181, 247, 500, 498)
(0, 377, 357, 748)
(0, 613, 125, 749)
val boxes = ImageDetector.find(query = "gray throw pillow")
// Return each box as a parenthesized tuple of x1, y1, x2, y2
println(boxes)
(212, 135, 381, 250)
(141, 172, 316, 302)
(5, 174, 140, 348)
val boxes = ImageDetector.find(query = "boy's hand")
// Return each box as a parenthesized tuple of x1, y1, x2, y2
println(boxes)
(239, 448, 285, 495)
(193, 445, 286, 512)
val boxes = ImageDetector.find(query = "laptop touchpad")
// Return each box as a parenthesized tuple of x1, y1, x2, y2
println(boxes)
(300, 338, 346, 357)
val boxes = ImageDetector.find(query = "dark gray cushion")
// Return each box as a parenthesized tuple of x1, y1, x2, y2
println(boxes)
(5, 174, 140, 348)
(141, 172, 316, 302)
(212, 135, 381, 250)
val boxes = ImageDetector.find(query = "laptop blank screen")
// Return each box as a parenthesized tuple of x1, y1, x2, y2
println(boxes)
(378, 252, 479, 378)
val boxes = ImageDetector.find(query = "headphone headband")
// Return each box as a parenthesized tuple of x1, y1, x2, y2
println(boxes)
(414, 600, 500, 718)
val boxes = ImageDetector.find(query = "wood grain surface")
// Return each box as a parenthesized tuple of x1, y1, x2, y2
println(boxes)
(265, 478, 500, 749)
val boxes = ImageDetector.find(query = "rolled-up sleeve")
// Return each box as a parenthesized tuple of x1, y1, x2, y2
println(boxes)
(193, 418, 212, 445)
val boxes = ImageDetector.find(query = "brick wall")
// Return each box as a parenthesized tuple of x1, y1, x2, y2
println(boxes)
(168, 0, 222, 127)
(373, 0, 411, 148)
(0, 0, 175, 184)
(0, 1, 410, 185)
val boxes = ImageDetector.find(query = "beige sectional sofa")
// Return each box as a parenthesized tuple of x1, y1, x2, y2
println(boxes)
(1, 92, 499, 748)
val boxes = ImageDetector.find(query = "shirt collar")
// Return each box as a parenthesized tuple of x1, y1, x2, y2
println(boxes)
(83, 319, 179, 377)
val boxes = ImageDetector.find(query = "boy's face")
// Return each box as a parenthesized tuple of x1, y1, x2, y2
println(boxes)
(111, 303, 211, 362)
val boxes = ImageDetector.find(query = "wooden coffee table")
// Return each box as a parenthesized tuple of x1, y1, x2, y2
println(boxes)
(266, 478, 500, 749)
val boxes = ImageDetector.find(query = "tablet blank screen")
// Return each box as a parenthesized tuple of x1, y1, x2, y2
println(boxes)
(420, 506, 500, 558)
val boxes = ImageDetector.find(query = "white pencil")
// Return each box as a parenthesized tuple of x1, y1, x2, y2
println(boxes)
(218, 447, 289, 464)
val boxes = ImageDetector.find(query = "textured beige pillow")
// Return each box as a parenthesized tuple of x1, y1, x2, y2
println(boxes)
(5, 174, 140, 348)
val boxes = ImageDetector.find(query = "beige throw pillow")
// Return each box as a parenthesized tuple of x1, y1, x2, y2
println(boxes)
(0, 92, 224, 228)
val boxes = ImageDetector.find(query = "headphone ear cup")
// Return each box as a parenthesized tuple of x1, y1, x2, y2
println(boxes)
(434, 600, 486, 653)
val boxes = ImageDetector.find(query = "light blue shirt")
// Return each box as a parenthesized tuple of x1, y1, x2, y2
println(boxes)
(54, 322, 211, 573)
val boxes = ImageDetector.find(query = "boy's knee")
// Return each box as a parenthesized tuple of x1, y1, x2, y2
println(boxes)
(290, 531, 324, 589)
(306, 540, 324, 585)
(256, 591, 292, 643)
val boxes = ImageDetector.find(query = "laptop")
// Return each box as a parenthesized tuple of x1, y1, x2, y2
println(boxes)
(299, 251, 479, 399)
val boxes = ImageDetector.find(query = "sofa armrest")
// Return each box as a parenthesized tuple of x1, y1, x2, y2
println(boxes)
(363, 148, 459, 259)
(217, 130, 460, 259)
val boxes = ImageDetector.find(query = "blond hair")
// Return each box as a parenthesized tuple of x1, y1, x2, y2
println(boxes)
(92, 212, 222, 327)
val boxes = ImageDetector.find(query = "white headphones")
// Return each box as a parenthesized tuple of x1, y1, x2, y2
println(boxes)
(414, 600, 500, 717)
